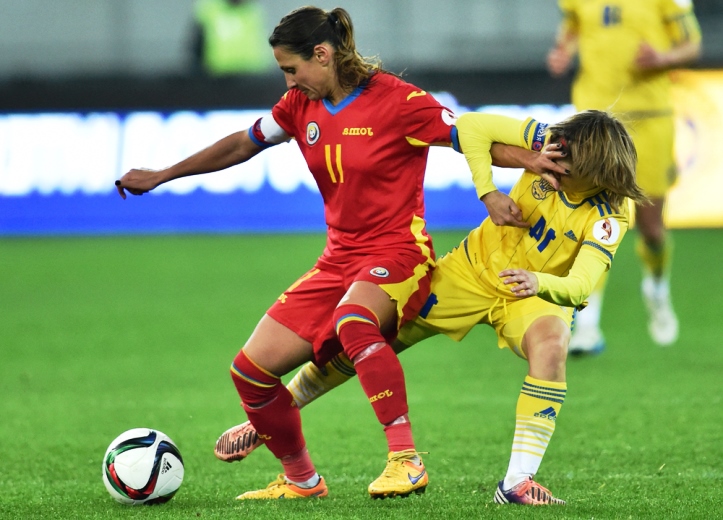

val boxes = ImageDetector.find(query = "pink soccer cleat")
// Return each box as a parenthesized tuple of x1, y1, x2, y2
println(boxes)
(214, 421, 263, 462)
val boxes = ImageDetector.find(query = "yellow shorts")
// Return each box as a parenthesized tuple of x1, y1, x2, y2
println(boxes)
(625, 113, 677, 198)
(397, 243, 574, 359)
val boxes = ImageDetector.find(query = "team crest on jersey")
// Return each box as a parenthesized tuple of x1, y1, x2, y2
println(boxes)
(306, 121, 320, 145)
(592, 217, 621, 244)
(369, 267, 390, 278)
(531, 178, 556, 200)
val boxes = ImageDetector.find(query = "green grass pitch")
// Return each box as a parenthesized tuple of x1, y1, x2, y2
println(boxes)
(1, 229, 721, 519)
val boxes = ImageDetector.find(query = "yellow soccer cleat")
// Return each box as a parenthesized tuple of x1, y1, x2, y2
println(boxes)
(235, 474, 328, 500)
(368, 450, 428, 499)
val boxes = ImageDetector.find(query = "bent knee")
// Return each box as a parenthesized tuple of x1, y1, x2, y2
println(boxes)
(522, 317, 570, 380)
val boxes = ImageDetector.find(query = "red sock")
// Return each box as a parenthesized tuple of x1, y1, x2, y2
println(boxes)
(230, 351, 308, 461)
(334, 304, 414, 452)
(280, 447, 317, 483)
(384, 416, 415, 452)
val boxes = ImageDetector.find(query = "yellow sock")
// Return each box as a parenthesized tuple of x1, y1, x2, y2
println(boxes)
(286, 353, 356, 408)
(503, 376, 566, 490)
(636, 234, 672, 279)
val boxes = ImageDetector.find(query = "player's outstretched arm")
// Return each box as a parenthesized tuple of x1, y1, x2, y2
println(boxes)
(635, 40, 701, 71)
(115, 130, 262, 199)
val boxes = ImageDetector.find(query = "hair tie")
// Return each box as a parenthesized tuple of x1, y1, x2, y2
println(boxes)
(328, 12, 339, 25)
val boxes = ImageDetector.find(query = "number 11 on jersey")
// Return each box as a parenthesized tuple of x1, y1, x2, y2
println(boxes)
(325, 144, 344, 183)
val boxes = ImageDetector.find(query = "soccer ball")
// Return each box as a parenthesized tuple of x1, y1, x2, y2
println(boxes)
(102, 428, 184, 505)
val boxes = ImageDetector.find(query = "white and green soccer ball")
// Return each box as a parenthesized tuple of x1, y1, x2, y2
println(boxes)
(102, 428, 184, 505)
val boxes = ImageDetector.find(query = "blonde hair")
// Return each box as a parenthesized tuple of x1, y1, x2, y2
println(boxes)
(548, 110, 648, 211)
(269, 6, 385, 91)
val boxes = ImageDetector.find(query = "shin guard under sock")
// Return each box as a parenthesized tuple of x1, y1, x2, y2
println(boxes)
(230, 350, 307, 460)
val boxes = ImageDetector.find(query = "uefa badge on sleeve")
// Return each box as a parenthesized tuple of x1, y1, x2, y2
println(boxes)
(592, 217, 621, 244)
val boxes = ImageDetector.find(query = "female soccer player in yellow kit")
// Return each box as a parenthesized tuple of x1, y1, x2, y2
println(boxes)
(214, 110, 648, 505)
(547, 0, 702, 351)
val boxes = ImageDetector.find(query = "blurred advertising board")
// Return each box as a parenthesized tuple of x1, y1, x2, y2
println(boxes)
(0, 79, 720, 235)
(669, 70, 723, 228)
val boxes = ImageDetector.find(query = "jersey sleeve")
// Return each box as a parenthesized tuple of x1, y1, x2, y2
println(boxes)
(455, 113, 546, 199)
(661, 0, 702, 46)
(534, 247, 609, 308)
(397, 89, 458, 149)
(534, 194, 630, 308)
(247, 113, 291, 149)
(579, 195, 630, 268)
(270, 91, 298, 140)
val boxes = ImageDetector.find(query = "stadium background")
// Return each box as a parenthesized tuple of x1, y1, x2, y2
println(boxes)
(2, 0, 723, 233)
(1, 1, 722, 518)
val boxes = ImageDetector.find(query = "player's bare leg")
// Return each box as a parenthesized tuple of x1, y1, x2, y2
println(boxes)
(494, 316, 567, 506)
(636, 199, 678, 346)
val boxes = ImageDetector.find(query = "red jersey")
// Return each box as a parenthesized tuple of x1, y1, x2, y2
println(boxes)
(251, 73, 458, 260)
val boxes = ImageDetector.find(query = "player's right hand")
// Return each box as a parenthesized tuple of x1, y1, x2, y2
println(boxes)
(546, 46, 572, 77)
(115, 168, 163, 200)
(481, 190, 529, 228)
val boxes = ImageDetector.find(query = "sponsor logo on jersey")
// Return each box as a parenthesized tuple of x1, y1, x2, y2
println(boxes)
(406, 90, 427, 100)
(258, 433, 272, 440)
(369, 267, 390, 278)
(306, 121, 320, 145)
(531, 122, 549, 151)
(369, 389, 394, 403)
(531, 178, 556, 200)
(592, 217, 620, 244)
(534, 406, 557, 421)
(564, 230, 578, 242)
(342, 127, 374, 136)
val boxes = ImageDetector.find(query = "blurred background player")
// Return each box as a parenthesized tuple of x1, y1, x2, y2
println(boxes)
(213, 109, 647, 505)
(546, 0, 702, 353)
(191, 0, 272, 76)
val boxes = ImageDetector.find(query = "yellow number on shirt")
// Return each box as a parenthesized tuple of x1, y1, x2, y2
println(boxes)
(324, 144, 344, 183)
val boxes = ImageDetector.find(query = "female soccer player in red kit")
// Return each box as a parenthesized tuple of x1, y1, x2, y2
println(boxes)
(117, 6, 454, 500)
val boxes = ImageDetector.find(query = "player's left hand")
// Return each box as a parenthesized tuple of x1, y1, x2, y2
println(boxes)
(528, 143, 569, 190)
(636, 42, 666, 70)
(499, 268, 539, 298)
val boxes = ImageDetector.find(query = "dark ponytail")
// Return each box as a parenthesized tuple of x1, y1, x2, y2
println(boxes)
(269, 6, 385, 90)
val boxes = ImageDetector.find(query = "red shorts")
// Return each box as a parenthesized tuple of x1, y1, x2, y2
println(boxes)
(267, 250, 434, 366)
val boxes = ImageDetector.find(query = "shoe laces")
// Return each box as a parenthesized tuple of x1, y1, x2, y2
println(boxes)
(514, 478, 563, 505)
(389, 449, 427, 462)
(379, 450, 425, 478)
(266, 474, 288, 489)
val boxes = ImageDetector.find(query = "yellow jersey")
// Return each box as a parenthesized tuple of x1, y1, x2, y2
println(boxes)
(560, 0, 701, 113)
(457, 113, 630, 308)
